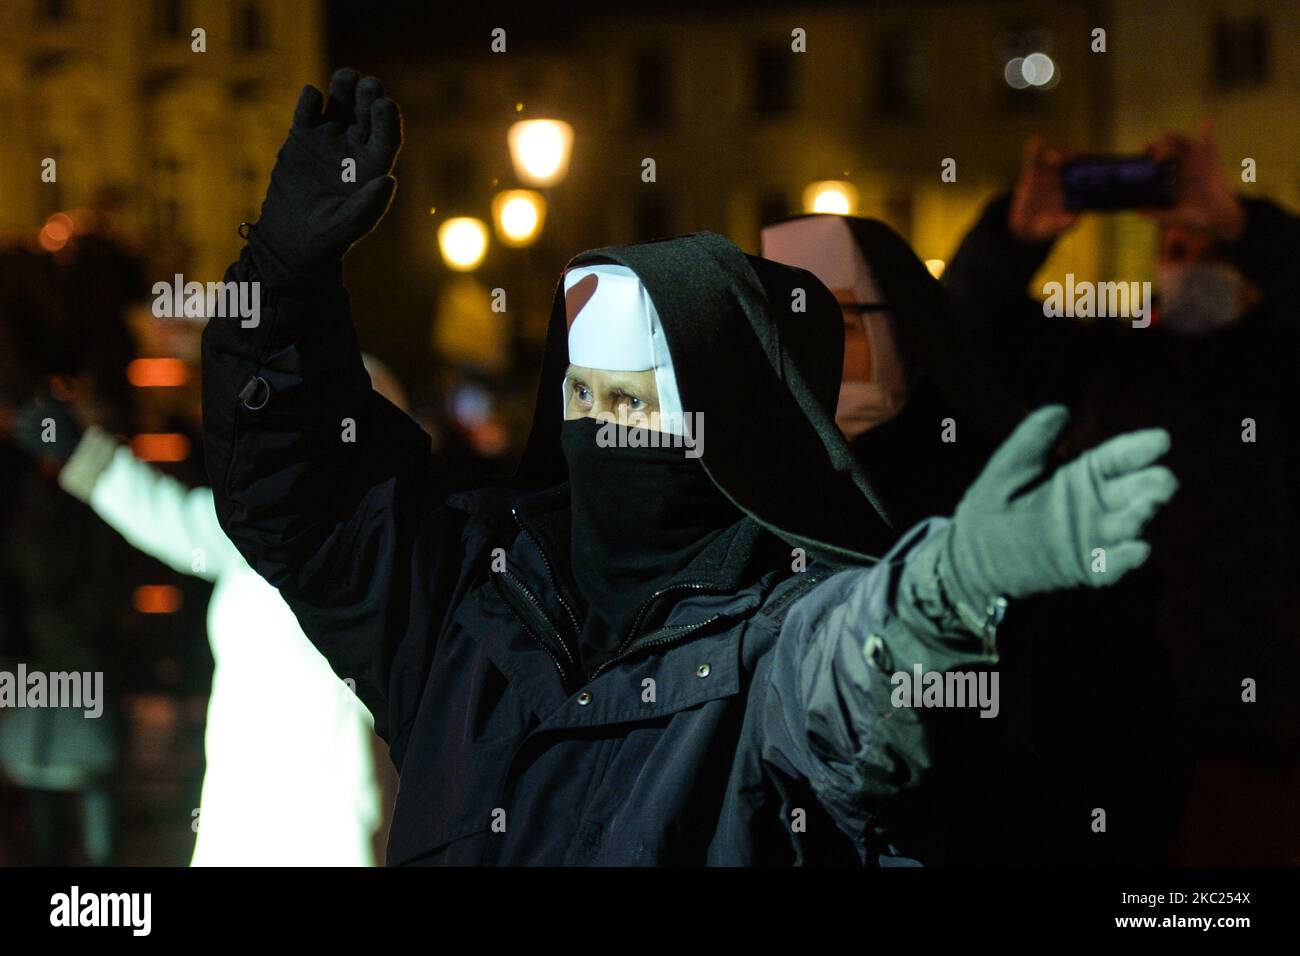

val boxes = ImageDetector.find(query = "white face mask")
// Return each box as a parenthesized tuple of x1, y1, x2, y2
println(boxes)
(1156, 261, 1246, 335)
(562, 263, 686, 434)
(760, 216, 911, 440)
(836, 311, 909, 440)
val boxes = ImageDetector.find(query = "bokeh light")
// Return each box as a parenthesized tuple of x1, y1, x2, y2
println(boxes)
(438, 217, 490, 271)
(802, 181, 859, 215)
(507, 119, 574, 187)
(491, 189, 547, 247)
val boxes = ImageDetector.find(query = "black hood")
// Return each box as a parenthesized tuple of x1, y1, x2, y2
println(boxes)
(516, 230, 899, 564)
(771, 213, 1022, 443)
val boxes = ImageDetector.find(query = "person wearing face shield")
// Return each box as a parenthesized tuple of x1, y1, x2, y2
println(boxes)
(201, 69, 1177, 865)
(942, 123, 1300, 864)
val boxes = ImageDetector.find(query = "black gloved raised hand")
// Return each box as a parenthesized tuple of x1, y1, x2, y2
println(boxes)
(12, 392, 83, 465)
(901, 405, 1178, 642)
(248, 68, 403, 289)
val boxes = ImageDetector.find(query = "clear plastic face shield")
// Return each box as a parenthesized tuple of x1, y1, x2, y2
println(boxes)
(761, 216, 909, 440)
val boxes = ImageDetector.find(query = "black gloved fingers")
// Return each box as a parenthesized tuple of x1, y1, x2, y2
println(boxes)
(323, 68, 360, 127)
(1086, 427, 1171, 480)
(1098, 464, 1179, 510)
(353, 76, 384, 141)
(333, 176, 396, 247)
(292, 85, 325, 129)
(366, 97, 402, 169)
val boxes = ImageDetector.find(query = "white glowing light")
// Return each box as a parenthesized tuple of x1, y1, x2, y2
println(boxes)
(507, 119, 574, 187)
(1022, 52, 1056, 87)
(491, 189, 546, 247)
(438, 217, 489, 271)
(802, 180, 858, 215)
(1004, 57, 1030, 89)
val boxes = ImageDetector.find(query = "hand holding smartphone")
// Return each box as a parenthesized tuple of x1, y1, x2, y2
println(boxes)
(1062, 155, 1178, 211)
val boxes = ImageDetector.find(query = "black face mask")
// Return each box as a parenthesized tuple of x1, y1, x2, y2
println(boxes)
(561, 416, 741, 663)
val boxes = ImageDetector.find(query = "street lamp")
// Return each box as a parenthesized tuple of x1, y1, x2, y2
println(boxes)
(507, 119, 574, 187)
(491, 189, 547, 247)
(438, 216, 489, 271)
(802, 181, 858, 215)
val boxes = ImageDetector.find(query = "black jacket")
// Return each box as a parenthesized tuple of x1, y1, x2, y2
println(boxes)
(202, 230, 997, 865)
(941, 194, 1300, 862)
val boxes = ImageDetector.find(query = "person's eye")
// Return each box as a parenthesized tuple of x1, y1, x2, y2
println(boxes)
(572, 383, 591, 403)
(626, 396, 645, 410)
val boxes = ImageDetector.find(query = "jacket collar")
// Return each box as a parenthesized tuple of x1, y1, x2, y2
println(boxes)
(512, 480, 777, 636)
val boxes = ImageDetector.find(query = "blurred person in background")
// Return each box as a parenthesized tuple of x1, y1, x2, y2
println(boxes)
(4, 354, 409, 866)
(760, 214, 1047, 862)
(942, 122, 1300, 864)
(0, 210, 147, 864)
(0, 374, 125, 866)
(760, 214, 1019, 530)
(409, 368, 514, 488)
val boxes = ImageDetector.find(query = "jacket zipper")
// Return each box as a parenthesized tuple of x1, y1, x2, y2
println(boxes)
(589, 613, 724, 680)
(496, 570, 578, 688)
(511, 509, 582, 646)
(589, 582, 723, 680)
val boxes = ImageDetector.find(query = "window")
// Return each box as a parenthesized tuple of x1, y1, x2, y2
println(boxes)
(151, 155, 184, 237)
(154, 0, 185, 39)
(38, 0, 70, 22)
(440, 72, 468, 117)
(235, 1, 264, 52)
(633, 48, 672, 125)
(1213, 17, 1270, 88)
(753, 44, 794, 117)
(876, 32, 923, 116)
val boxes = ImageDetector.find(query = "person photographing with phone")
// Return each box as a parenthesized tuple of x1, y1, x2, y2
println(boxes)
(941, 121, 1300, 865)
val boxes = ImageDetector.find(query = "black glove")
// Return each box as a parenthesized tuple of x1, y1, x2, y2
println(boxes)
(248, 68, 403, 289)
(12, 393, 83, 465)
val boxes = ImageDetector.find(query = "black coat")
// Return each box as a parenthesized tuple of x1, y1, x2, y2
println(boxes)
(202, 231, 996, 865)
(942, 194, 1300, 863)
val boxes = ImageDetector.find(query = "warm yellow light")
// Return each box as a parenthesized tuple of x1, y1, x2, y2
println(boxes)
(491, 190, 546, 247)
(438, 217, 489, 271)
(507, 119, 574, 187)
(802, 181, 858, 215)
(39, 212, 74, 252)
(131, 433, 191, 462)
(127, 358, 189, 387)
(133, 585, 182, 614)
(925, 259, 946, 278)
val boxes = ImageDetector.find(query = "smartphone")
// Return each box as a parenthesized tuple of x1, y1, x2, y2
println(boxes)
(1062, 155, 1177, 211)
